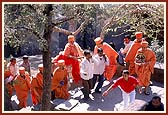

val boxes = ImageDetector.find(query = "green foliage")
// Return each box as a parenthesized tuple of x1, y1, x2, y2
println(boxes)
(4, 4, 46, 50)
(99, 4, 164, 63)
(149, 40, 164, 63)
(4, 4, 164, 63)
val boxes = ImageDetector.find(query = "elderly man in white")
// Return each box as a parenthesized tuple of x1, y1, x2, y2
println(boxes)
(80, 50, 98, 100)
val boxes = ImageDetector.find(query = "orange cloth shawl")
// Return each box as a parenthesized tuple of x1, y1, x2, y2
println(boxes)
(94, 42, 118, 80)
(125, 40, 142, 75)
(51, 67, 70, 100)
(135, 48, 156, 87)
(13, 72, 31, 108)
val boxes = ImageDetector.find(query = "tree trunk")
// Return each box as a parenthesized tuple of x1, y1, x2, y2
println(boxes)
(41, 4, 53, 111)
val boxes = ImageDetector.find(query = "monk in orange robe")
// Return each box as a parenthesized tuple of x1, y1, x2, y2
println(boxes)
(125, 32, 145, 75)
(135, 41, 156, 95)
(52, 35, 83, 84)
(13, 67, 31, 109)
(94, 37, 118, 81)
(51, 60, 70, 100)
(31, 64, 43, 105)
(4, 60, 14, 97)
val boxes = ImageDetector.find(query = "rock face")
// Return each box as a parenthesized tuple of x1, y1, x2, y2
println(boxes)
(123, 99, 147, 111)
(4, 21, 131, 58)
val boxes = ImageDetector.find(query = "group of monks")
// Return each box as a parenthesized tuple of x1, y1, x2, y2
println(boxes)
(4, 31, 156, 109)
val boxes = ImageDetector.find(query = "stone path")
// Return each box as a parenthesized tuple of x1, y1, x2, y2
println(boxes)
(9, 55, 165, 112)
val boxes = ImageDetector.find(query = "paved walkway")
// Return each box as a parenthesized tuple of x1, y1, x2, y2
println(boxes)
(12, 55, 165, 112)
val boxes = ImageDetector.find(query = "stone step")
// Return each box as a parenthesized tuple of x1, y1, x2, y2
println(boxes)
(54, 99, 79, 111)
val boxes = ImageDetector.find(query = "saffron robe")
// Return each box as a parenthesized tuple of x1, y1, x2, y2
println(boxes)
(4, 70, 13, 97)
(135, 48, 156, 87)
(125, 39, 143, 75)
(52, 42, 83, 84)
(51, 67, 70, 100)
(31, 72, 43, 105)
(94, 42, 118, 80)
(13, 72, 31, 108)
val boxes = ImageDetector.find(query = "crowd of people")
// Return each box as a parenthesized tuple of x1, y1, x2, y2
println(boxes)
(4, 32, 163, 111)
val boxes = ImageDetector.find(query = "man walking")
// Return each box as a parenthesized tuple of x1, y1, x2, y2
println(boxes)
(102, 70, 141, 109)
(93, 48, 109, 93)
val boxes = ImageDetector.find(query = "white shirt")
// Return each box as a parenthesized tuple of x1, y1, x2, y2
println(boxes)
(93, 54, 109, 75)
(121, 41, 133, 54)
(80, 57, 98, 80)
(7, 62, 18, 76)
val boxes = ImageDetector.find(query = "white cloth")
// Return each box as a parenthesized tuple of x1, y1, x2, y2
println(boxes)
(93, 54, 109, 75)
(121, 41, 133, 54)
(7, 63, 18, 76)
(4, 76, 14, 84)
(122, 89, 136, 109)
(20, 62, 31, 74)
(80, 57, 97, 80)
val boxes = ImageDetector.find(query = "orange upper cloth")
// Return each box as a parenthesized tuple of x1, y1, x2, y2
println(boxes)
(31, 72, 43, 105)
(31, 72, 43, 92)
(94, 42, 118, 63)
(51, 53, 81, 84)
(4, 70, 13, 97)
(13, 72, 31, 108)
(63, 42, 83, 57)
(51, 67, 70, 99)
(62, 42, 83, 83)
(4, 70, 12, 79)
(125, 40, 142, 63)
(135, 48, 156, 86)
(94, 42, 118, 80)
(14, 72, 31, 92)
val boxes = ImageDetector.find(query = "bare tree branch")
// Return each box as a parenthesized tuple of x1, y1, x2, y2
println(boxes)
(52, 10, 86, 26)
(52, 16, 74, 26)
(100, 4, 126, 39)
(100, 4, 162, 39)
(53, 26, 72, 35)
(53, 19, 88, 36)
(72, 19, 89, 35)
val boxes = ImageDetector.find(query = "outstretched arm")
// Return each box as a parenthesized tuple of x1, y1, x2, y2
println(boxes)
(102, 84, 114, 96)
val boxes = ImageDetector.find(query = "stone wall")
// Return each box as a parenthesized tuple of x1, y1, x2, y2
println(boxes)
(115, 63, 164, 83)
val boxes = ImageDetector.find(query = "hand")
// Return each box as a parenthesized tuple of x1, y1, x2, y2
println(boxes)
(138, 87, 142, 94)
(103, 54, 107, 62)
(60, 81, 64, 86)
(102, 91, 108, 96)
